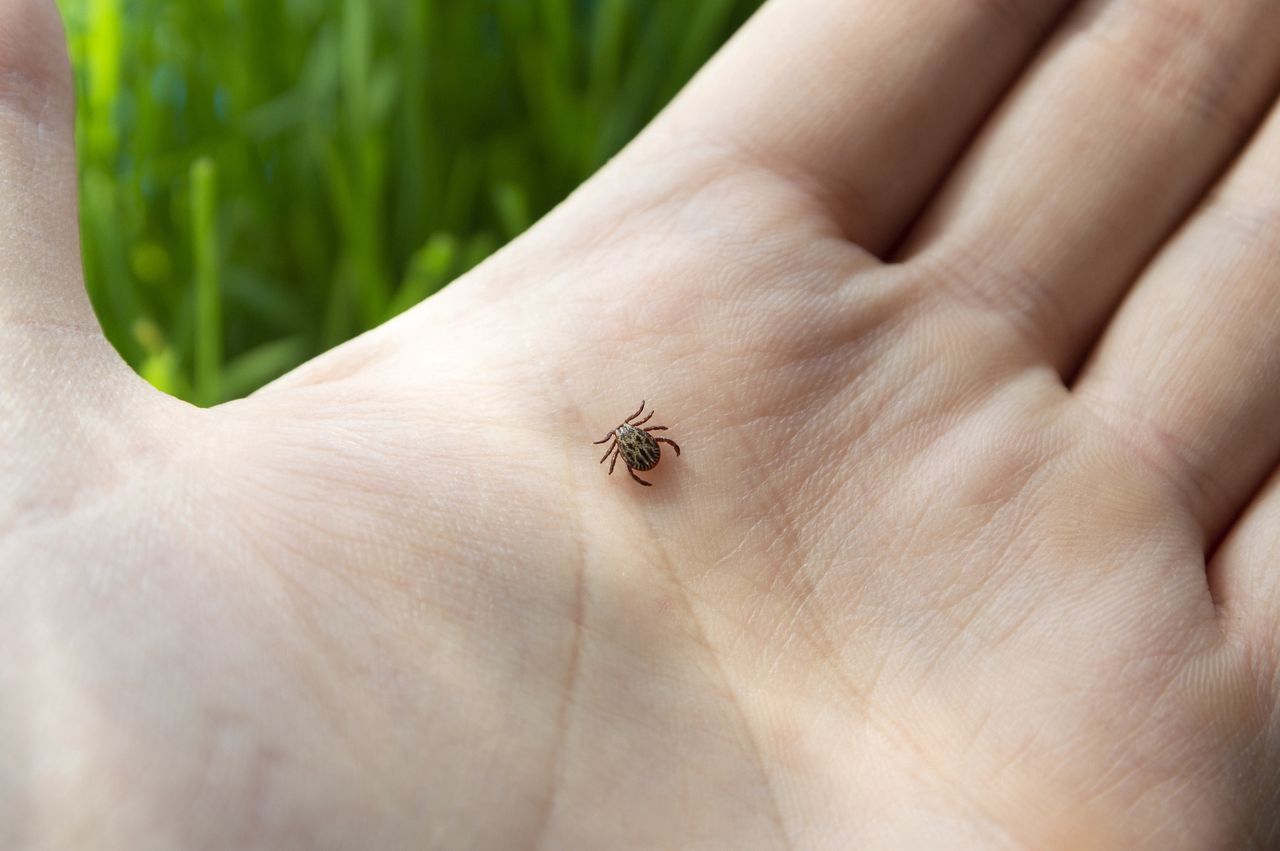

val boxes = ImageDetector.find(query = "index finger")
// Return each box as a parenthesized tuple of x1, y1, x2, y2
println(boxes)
(647, 0, 1076, 253)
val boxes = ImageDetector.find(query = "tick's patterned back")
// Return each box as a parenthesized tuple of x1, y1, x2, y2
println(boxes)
(616, 424, 661, 471)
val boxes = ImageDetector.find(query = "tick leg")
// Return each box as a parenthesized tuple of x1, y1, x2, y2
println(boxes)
(655, 437, 681, 456)
(627, 467, 653, 487)
(592, 431, 615, 445)
(599, 440, 617, 464)
(608, 446, 621, 475)
(624, 400, 646, 423)
(632, 410, 654, 427)
(642, 425, 667, 432)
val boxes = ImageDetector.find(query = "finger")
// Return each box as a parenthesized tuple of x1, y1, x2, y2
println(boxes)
(0, 0, 92, 331)
(1074, 96, 1280, 539)
(647, 0, 1076, 252)
(0, 0, 148, 450)
(1209, 468, 1280, 700)
(0, 0, 131, 406)
(900, 0, 1280, 371)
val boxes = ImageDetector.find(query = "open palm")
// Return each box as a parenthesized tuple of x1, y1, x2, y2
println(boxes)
(7, 0, 1280, 847)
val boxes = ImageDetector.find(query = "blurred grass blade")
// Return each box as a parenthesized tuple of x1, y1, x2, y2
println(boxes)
(133, 317, 190, 399)
(664, 0, 741, 102)
(83, 0, 121, 158)
(191, 158, 222, 407)
(221, 336, 310, 400)
(387, 232, 460, 319)
(81, 169, 141, 364)
(492, 181, 532, 241)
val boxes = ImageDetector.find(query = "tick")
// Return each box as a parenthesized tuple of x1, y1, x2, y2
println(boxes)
(593, 401, 681, 487)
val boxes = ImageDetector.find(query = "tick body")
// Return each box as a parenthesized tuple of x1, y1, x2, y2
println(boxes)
(593, 401, 681, 487)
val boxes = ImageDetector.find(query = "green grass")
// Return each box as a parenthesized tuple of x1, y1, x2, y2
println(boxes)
(56, 0, 764, 404)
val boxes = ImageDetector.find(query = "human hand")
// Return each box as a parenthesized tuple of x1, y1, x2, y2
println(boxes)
(6, 0, 1280, 847)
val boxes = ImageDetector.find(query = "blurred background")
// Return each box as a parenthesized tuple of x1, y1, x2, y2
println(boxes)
(55, 0, 764, 405)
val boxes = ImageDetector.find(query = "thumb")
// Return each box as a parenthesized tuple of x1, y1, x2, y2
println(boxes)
(0, 0, 172, 509)
(0, 0, 138, 396)
(0, 0, 89, 329)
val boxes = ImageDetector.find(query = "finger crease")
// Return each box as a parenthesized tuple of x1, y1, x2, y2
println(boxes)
(917, 241, 1071, 364)
(1075, 387, 1233, 537)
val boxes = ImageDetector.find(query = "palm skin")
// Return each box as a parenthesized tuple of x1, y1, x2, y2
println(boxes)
(5, 0, 1280, 848)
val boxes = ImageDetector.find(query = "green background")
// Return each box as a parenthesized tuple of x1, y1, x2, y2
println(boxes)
(56, 0, 764, 405)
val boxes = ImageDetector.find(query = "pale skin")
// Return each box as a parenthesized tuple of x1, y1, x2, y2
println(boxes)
(5, 0, 1280, 846)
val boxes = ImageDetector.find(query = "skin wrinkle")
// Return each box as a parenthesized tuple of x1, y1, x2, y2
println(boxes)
(979, 566, 1052, 654)
(1207, 191, 1280, 247)
(908, 473, 1061, 651)
(240, 472, 407, 573)
(526, 326, 597, 851)
(701, 520, 860, 847)
(690, 530, 836, 671)
(1254, 740, 1280, 851)
(2, 318, 105, 337)
(928, 441, 1050, 557)
(656, 120, 878, 250)
(234, 458, 550, 849)
(1046, 683, 1198, 845)
(1110, 749, 1228, 845)
(914, 238, 1073, 371)
(838, 666, 1032, 851)
(1072, 381, 1228, 543)
(193, 707, 281, 848)
(901, 469, 1069, 678)
(870, 316, 1011, 443)
(1086, 669, 1189, 800)
(2, 414, 174, 538)
(1175, 730, 1262, 846)
(705, 249, 852, 354)
(0, 72, 61, 146)
(675, 565, 794, 850)
(762, 312, 941, 532)
(929, 438, 1070, 617)
(982, 719, 1089, 841)
(748, 470, 1029, 847)
(527, 553, 585, 851)
(229, 550, 365, 727)
(681, 370, 894, 835)
(657, 281, 916, 540)
(236, 433, 563, 658)
(811, 387, 1175, 842)
(236, 397, 564, 592)
(1071, 0, 1258, 136)
(646, 385, 794, 849)
(1212, 652, 1280, 832)
(496, 345, 617, 843)
(545, 131, 841, 275)
(797, 320, 1038, 577)
(63, 538, 322, 846)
